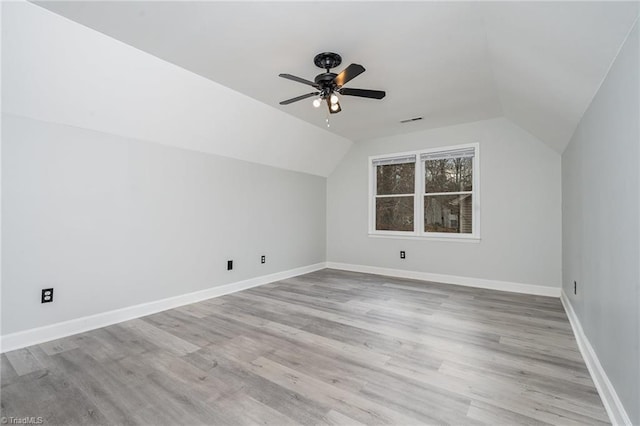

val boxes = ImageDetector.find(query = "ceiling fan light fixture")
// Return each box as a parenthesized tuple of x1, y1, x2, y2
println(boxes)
(312, 98, 322, 108)
(330, 102, 340, 112)
(330, 93, 339, 104)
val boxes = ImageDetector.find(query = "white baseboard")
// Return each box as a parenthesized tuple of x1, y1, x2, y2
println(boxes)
(0, 263, 326, 353)
(561, 291, 632, 426)
(326, 262, 560, 297)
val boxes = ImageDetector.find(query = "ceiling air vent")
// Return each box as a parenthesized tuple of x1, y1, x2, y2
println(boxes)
(400, 117, 423, 124)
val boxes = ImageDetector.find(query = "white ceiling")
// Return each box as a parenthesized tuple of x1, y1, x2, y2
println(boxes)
(34, 1, 639, 152)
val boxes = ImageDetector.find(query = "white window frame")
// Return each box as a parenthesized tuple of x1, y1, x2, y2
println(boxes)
(368, 143, 480, 241)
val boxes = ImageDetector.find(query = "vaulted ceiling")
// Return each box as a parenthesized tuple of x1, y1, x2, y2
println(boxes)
(35, 1, 639, 152)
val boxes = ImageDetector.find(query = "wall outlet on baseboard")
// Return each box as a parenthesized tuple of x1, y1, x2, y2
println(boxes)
(41, 288, 54, 303)
(400, 251, 406, 259)
(227, 260, 233, 271)
(261, 255, 266, 264)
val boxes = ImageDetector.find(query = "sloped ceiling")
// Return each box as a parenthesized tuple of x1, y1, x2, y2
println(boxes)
(3, 2, 353, 177)
(33, 1, 639, 152)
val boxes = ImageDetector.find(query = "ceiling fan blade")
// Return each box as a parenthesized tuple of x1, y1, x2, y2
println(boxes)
(279, 73, 320, 88)
(334, 64, 365, 87)
(339, 88, 386, 99)
(279, 92, 320, 105)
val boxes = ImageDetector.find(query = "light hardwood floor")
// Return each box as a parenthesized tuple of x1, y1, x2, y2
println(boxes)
(1, 269, 608, 425)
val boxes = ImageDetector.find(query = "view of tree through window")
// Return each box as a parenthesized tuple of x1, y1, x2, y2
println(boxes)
(424, 157, 473, 233)
(425, 158, 472, 193)
(375, 162, 415, 231)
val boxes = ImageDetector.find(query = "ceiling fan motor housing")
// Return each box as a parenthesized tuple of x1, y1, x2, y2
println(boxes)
(315, 72, 339, 97)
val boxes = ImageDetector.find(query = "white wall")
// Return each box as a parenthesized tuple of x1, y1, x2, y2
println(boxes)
(1, 1, 351, 177)
(327, 117, 562, 289)
(562, 21, 639, 425)
(1, 114, 327, 335)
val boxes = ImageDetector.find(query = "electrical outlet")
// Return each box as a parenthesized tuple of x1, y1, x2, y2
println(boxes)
(261, 255, 266, 264)
(227, 260, 233, 271)
(574, 280, 577, 295)
(41, 288, 54, 303)
(400, 251, 406, 259)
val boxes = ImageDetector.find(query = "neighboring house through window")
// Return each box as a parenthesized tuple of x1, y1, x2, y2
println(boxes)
(369, 143, 479, 239)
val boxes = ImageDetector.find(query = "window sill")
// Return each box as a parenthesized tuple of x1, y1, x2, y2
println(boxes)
(368, 233, 481, 243)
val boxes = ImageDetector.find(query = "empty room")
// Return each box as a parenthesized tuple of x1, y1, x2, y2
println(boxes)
(1, 1, 639, 425)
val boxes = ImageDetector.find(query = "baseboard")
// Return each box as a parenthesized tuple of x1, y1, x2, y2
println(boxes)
(0, 262, 326, 353)
(326, 262, 560, 297)
(560, 291, 632, 426)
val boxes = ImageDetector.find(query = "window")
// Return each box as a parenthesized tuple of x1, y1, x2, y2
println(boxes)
(369, 144, 479, 239)
(373, 155, 415, 232)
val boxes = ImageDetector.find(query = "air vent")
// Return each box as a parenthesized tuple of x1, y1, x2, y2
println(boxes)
(400, 117, 423, 124)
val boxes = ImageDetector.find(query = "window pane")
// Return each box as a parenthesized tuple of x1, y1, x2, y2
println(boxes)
(424, 194, 472, 233)
(376, 163, 415, 195)
(425, 157, 472, 193)
(376, 197, 414, 231)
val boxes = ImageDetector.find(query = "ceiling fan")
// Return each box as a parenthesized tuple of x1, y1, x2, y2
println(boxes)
(279, 52, 386, 114)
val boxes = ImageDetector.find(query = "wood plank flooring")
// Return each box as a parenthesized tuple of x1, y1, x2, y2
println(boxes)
(1, 269, 609, 425)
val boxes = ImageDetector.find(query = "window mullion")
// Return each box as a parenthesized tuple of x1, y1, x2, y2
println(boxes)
(416, 159, 424, 236)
